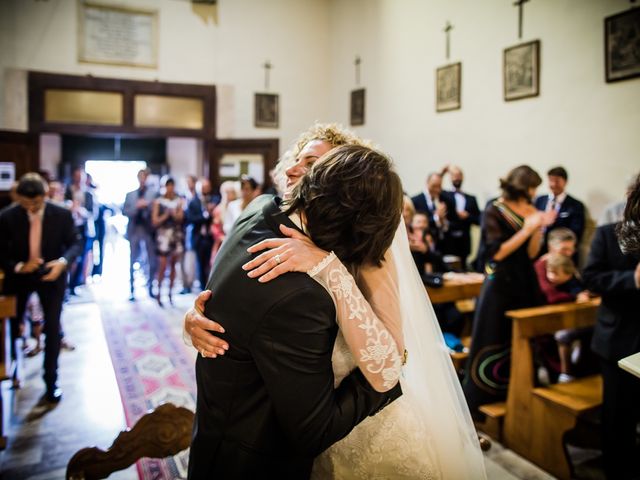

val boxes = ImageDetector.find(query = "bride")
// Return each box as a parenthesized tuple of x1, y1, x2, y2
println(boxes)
(184, 125, 486, 479)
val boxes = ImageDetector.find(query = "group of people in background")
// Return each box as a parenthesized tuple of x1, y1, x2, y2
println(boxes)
(1, 122, 637, 479)
(123, 169, 262, 305)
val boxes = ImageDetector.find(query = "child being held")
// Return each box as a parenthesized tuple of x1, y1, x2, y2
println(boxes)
(535, 252, 590, 304)
(534, 228, 594, 383)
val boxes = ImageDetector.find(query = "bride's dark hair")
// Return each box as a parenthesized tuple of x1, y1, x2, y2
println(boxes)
(284, 144, 402, 267)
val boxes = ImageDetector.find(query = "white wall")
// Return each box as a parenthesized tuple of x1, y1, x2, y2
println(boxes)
(326, 0, 640, 220)
(0, 0, 330, 147)
(1, 0, 638, 220)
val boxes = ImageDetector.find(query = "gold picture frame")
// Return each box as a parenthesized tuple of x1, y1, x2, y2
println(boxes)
(503, 40, 540, 101)
(78, 2, 159, 68)
(350, 88, 365, 126)
(605, 8, 640, 83)
(436, 62, 461, 112)
(254, 93, 279, 129)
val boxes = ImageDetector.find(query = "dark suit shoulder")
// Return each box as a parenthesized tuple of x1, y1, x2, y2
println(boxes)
(0, 203, 20, 219)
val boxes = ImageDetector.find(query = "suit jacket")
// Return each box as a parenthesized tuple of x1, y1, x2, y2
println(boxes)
(535, 194, 586, 242)
(0, 201, 82, 286)
(123, 187, 157, 238)
(188, 195, 402, 479)
(184, 194, 214, 247)
(444, 190, 480, 259)
(583, 223, 640, 362)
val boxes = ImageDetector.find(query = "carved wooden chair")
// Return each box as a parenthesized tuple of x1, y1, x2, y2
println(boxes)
(66, 403, 194, 480)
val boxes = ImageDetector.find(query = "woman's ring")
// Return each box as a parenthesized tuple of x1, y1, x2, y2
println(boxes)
(200, 348, 206, 358)
(274, 254, 282, 265)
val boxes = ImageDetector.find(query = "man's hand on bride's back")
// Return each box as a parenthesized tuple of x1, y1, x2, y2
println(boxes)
(242, 224, 329, 283)
(184, 290, 229, 358)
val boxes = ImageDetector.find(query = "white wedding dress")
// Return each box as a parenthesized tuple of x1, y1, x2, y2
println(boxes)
(308, 223, 487, 480)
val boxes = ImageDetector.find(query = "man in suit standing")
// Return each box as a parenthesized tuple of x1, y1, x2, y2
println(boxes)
(442, 165, 480, 269)
(411, 172, 455, 250)
(184, 177, 216, 291)
(123, 169, 157, 301)
(534, 167, 585, 257)
(583, 218, 640, 480)
(0, 173, 82, 402)
(188, 145, 403, 478)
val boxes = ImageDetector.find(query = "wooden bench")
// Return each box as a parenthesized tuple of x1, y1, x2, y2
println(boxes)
(426, 272, 484, 304)
(0, 294, 17, 450)
(66, 403, 194, 479)
(502, 298, 601, 480)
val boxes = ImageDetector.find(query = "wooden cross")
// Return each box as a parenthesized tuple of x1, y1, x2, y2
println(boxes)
(263, 61, 272, 90)
(354, 55, 361, 85)
(513, 0, 530, 40)
(444, 21, 454, 60)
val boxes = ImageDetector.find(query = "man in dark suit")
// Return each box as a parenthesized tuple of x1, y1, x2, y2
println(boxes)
(411, 172, 456, 250)
(534, 166, 585, 257)
(442, 165, 480, 269)
(0, 173, 82, 403)
(583, 222, 640, 480)
(184, 177, 216, 291)
(188, 145, 403, 478)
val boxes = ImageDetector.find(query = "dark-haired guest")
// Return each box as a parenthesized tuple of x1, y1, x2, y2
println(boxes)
(0, 173, 82, 403)
(534, 166, 586, 260)
(152, 176, 185, 306)
(463, 165, 555, 415)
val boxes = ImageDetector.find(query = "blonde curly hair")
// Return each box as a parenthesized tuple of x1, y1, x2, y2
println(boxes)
(272, 123, 370, 193)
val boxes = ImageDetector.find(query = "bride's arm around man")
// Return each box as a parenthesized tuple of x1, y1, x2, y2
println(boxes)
(188, 145, 404, 479)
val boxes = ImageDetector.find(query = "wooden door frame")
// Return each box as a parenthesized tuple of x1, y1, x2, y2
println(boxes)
(209, 138, 279, 191)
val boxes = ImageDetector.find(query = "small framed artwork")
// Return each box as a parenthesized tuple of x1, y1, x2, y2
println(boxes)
(605, 8, 640, 83)
(254, 93, 279, 128)
(436, 62, 461, 112)
(503, 40, 540, 101)
(350, 88, 365, 126)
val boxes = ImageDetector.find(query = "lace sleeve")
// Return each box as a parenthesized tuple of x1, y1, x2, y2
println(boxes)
(308, 251, 403, 392)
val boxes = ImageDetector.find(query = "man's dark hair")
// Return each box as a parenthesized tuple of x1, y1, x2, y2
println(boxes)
(500, 165, 542, 202)
(547, 166, 568, 181)
(285, 144, 403, 267)
(617, 172, 640, 256)
(16, 172, 47, 198)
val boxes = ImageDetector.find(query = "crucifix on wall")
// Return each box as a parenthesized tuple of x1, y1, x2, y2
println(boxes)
(350, 55, 365, 126)
(255, 60, 279, 128)
(513, 0, 530, 40)
(443, 21, 454, 60)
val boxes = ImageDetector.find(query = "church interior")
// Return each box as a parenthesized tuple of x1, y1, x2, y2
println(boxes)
(0, 0, 639, 478)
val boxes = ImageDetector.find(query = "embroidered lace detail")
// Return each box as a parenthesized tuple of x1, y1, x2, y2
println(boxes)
(307, 250, 337, 277)
(326, 266, 402, 389)
(311, 334, 440, 479)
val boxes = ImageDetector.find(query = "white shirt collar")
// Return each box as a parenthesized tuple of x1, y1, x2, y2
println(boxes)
(549, 192, 567, 204)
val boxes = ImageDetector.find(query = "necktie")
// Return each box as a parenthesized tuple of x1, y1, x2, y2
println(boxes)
(29, 212, 42, 262)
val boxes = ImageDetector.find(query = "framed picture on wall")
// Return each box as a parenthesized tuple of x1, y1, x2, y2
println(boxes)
(254, 93, 279, 128)
(605, 8, 640, 83)
(503, 40, 540, 101)
(436, 62, 461, 112)
(350, 88, 365, 126)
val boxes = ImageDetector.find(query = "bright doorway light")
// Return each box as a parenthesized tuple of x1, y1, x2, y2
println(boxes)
(85, 160, 147, 206)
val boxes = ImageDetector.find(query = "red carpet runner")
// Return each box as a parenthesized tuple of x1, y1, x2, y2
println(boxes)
(100, 300, 196, 479)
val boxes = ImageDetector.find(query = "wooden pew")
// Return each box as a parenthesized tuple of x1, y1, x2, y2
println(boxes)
(502, 299, 601, 480)
(426, 272, 484, 304)
(0, 294, 17, 450)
